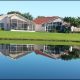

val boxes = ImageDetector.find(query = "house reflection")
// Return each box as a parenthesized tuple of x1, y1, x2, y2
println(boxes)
(0, 44, 80, 60)
(34, 45, 80, 60)
(34, 45, 70, 59)
(0, 44, 34, 59)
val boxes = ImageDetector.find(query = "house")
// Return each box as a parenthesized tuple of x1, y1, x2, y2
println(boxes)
(0, 13, 35, 31)
(33, 16, 64, 32)
(71, 26, 80, 32)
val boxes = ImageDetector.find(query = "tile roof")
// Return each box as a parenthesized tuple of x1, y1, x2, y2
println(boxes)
(34, 50, 54, 59)
(33, 16, 60, 24)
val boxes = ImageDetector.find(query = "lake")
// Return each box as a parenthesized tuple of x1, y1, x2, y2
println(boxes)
(0, 44, 80, 79)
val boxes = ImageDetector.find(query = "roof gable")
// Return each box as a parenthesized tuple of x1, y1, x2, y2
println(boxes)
(0, 13, 33, 23)
(9, 13, 35, 24)
(8, 13, 30, 22)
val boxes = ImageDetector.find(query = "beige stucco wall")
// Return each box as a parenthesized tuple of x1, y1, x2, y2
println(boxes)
(35, 23, 45, 32)
(34, 45, 44, 50)
(35, 24, 41, 31)
(0, 16, 10, 30)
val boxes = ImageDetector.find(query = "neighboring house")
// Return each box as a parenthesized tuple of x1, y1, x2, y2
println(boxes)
(0, 13, 35, 31)
(33, 16, 64, 32)
(71, 26, 80, 32)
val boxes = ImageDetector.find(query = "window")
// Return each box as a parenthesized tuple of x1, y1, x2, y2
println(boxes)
(42, 24, 45, 27)
(11, 23, 17, 29)
(17, 24, 23, 30)
(23, 24, 28, 30)
(57, 22, 62, 26)
(32, 25, 35, 31)
(17, 45, 22, 52)
(0, 23, 4, 28)
(11, 19, 17, 23)
(10, 45, 17, 52)
(23, 45, 28, 51)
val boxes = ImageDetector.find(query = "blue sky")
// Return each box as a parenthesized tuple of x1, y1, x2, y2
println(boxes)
(0, 1, 80, 18)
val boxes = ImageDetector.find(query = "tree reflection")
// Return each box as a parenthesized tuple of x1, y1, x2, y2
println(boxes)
(61, 49, 80, 60)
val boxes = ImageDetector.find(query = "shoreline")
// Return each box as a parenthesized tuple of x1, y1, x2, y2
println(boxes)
(0, 40, 80, 45)
(0, 38, 80, 42)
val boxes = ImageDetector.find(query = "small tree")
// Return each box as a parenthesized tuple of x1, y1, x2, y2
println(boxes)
(22, 13, 33, 20)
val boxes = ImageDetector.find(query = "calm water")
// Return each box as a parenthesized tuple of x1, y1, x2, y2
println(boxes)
(0, 44, 80, 79)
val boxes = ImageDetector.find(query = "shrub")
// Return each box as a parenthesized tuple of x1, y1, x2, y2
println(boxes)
(0, 28, 4, 31)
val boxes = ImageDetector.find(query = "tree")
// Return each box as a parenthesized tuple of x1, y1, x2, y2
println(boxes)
(22, 13, 33, 20)
(63, 17, 80, 27)
(61, 49, 80, 60)
(37, 16, 45, 18)
(7, 11, 21, 15)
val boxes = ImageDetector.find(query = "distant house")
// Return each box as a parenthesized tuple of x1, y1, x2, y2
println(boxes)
(33, 16, 64, 32)
(0, 13, 35, 31)
(71, 26, 80, 32)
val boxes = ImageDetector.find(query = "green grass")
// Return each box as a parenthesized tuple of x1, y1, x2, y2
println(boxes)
(0, 31, 80, 41)
(0, 30, 80, 45)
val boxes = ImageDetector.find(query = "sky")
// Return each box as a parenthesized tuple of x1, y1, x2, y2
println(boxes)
(0, 1, 80, 18)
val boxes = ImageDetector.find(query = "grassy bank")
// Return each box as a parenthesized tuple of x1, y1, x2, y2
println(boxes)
(0, 40, 80, 45)
(0, 31, 80, 41)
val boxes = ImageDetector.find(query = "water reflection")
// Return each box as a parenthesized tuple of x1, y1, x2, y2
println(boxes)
(0, 44, 34, 59)
(0, 44, 80, 60)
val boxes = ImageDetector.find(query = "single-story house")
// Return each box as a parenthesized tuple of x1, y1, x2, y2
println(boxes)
(71, 26, 80, 32)
(33, 16, 66, 32)
(0, 13, 35, 31)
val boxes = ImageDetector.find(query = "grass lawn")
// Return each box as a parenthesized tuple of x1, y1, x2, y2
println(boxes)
(0, 31, 80, 41)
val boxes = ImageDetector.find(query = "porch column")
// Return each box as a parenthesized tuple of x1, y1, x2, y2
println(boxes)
(10, 18, 12, 29)
(45, 24, 46, 31)
(10, 19, 12, 29)
(22, 21, 24, 30)
(32, 25, 34, 31)
(17, 19, 18, 30)
(27, 24, 29, 31)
